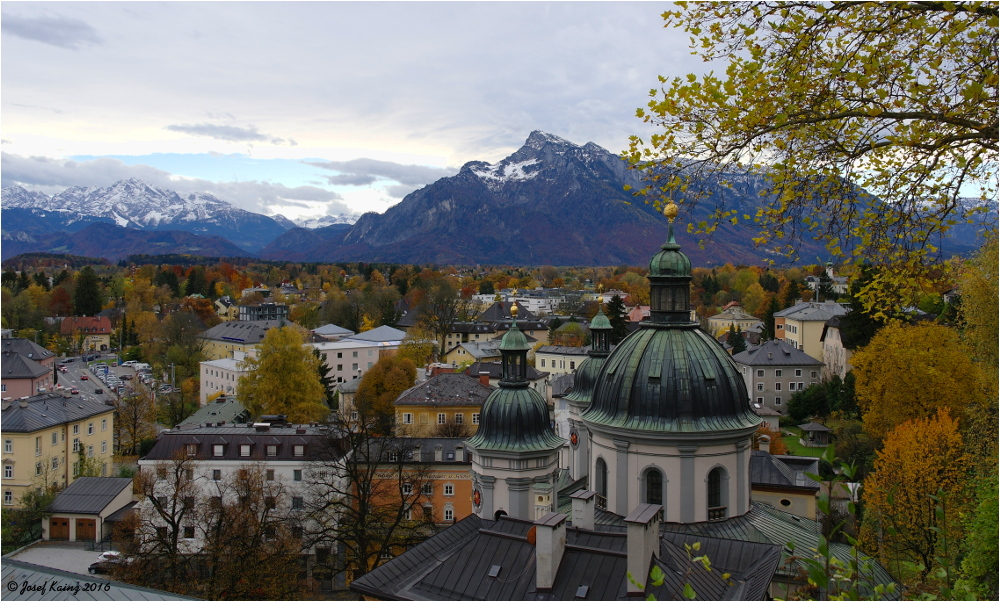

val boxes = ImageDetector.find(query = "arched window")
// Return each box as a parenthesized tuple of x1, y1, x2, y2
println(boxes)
(707, 467, 727, 521)
(644, 468, 663, 505)
(595, 457, 608, 505)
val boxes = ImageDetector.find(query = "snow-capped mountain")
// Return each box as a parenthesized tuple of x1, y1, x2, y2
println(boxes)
(292, 214, 360, 229)
(1, 178, 290, 252)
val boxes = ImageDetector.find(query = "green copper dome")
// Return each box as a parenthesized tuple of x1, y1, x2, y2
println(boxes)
(589, 307, 612, 331)
(564, 304, 614, 408)
(649, 223, 691, 278)
(499, 320, 530, 351)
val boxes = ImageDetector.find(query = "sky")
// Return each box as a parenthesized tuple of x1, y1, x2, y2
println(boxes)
(1, 2, 711, 223)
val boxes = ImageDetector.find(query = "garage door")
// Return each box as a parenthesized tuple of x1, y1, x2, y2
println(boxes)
(50, 518, 70, 540)
(76, 518, 96, 541)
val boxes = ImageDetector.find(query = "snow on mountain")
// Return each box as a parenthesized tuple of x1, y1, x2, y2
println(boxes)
(292, 214, 360, 229)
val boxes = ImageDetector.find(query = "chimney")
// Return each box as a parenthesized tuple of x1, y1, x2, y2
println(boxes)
(479, 372, 491, 386)
(624, 504, 662, 596)
(759, 434, 771, 454)
(570, 489, 596, 531)
(534, 512, 567, 591)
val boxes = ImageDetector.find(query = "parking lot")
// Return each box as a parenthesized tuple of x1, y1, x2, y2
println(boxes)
(10, 542, 112, 578)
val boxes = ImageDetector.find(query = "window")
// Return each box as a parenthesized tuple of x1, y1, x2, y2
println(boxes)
(266, 444, 278, 457)
(88, 423, 94, 435)
(422, 483, 433, 495)
(756, 369, 764, 377)
(3, 440, 11, 453)
(73, 425, 79, 435)
(291, 496, 303, 510)
(266, 469, 275, 481)
(35, 437, 41, 456)
(352, 363, 359, 371)
(213, 444, 224, 457)
(404, 508, 412, 520)
(101, 419, 107, 431)
(756, 397, 764, 403)
(101, 441, 107, 454)
(403, 413, 413, 425)
(756, 383, 764, 391)
(708, 468, 725, 519)
(3, 490, 11, 505)
(186, 444, 197, 456)
(795, 369, 802, 377)
(570, 361, 575, 370)
(240, 444, 251, 458)
(265, 497, 276, 509)
(212, 469, 222, 481)
(811, 371, 818, 378)
(798, 382, 805, 390)
(52, 432, 58, 446)
(87, 445, 94, 458)
(472, 413, 480, 425)
(644, 468, 664, 506)
(444, 506, 455, 521)
(185, 468, 194, 480)
(775, 397, 782, 405)
(402, 483, 413, 495)
(595, 458, 608, 498)
(73, 438, 80, 453)
(35, 462, 42, 476)
(438, 413, 446, 425)
(293, 470, 302, 482)
(293, 445, 305, 457)
(72, 462, 79, 477)
(789, 382, 795, 391)
(454, 413, 463, 425)
(337, 352, 342, 359)
(444, 484, 454, 496)
(337, 364, 343, 371)
(210, 496, 222, 508)
(156, 527, 168, 539)
(183, 497, 195, 511)
(183, 526, 195, 539)
(4, 465, 12, 479)
(775, 382, 781, 391)
(541, 359, 546, 367)
(352, 351, 358, 358)
(774, 369, 782, 377)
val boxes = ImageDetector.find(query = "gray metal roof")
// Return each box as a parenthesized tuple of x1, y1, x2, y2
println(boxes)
(48, 477, 132, 515)
(1, 558, 198, 600)
(536, 345, 592, 356)
(344, 325, 406, 343)
(773, 300, 849, 322)
(0, 338, 54, 361)
(394, 373, 494, 407)
(750, 450, 820, 491)
(143, 424, 342, 462)
(350, 514, 781, 600)
(1, 392, 114, 433)
(312, 323, 355, 337)
(1, 352, 49, 380)
(198, 320, 285, 344)
(732, 339, 823, 367)
(178, 396, 250, 427)
(465, 361, 547, 381)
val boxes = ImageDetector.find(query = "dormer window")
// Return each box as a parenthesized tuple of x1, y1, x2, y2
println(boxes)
(266, 444, 278, 457)
(240, 444, 251, 457)
(293, 444, 305, 457)
(213, 444, 225, 457)
(186, 444, 198, 456)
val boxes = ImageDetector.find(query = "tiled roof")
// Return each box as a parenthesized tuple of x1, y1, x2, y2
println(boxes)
(59, 316, 112, 335)
(1, 392, 114, 433)
(0, 338, 54, 361)
(395, 373, 494, 407)
(732, 339, 823, 366)
(1, 352, 49, 380)
(48, 477, 133, 515)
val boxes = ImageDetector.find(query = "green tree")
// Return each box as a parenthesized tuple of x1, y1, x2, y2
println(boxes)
(839, 264, 884, 350)
(628, 2, 997, 309)
(727, 324, 747, 354)
(73, 266, 103, 316)
(238, 326, 328, 423)
(605, 294, 628, 344)
(314, 348, 337, 409)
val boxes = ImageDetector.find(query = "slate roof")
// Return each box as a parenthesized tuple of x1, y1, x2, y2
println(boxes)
(799, 421, 831, 432)
(465, 361, 548, 382)
(773, 300, 849, 322)
(48, 477, 132, 515)
(2, 558, 197, 601)
(732, 339, 823, 367)
(750, 450, 821, 491)
(345, 325, 406, 343)
(549, 373, 575, 397)
(350, 514, 781, 600)
(0, 337, 54, 361)
(312, 323, 355, 338)
(143, 424, 342, 462)
(448, 340, 501, 360)
(395, 373, 494, 407)
(198, 320, 284, 344)
(536, 345, 592, 356)
(479, 301, 538, 322)
(1, 392, 114, 433)
(178, 396, 251, 427)
(1, 352, 49, 380)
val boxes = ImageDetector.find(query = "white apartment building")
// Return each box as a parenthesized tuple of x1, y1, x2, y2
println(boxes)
(199, 351, 252, 405)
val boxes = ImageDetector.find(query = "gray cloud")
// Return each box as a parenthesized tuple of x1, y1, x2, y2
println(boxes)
(0, 152, 352, 217)
(1, 12, 103, 49)
(306, 158, 456, 189)
(165, 123, 297, 147)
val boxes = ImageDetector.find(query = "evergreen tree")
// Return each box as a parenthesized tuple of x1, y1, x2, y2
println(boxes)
(32, 272, 50, 291)
(761, 295, 780, 340)
(728, 324, 747, 354)
(839, 264, 882, 350)
(155, 270, 181, 297)
(759, 271, 780, 293)
(183, 267, 207, 297)
(73, 267, 103, 316)
(605, 294, 628, 344)
(547, 316, 563, 340)
(781, 279, 802, 308)
(313, 348, 337, 409)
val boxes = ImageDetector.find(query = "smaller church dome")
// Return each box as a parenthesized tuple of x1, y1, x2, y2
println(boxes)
(648, 230, 691, 278)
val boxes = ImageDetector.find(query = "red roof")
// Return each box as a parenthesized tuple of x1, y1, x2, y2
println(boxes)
(60, 316, 113, 335)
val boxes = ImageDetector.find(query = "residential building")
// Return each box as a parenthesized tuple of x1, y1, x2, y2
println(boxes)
(732, 339, 824, 415)
(393, 373, 494, 437)
(1, 338, 55, 369)
(214, 295, 239, 320)
(240, 285, 272, 298)
(535, 345, 591, 377)
(311, 339, 394, 385)
(2, 392, 116, 506)
(773, 300, 849, 362)
(463, 361, 548, 396)
(441, 322, 497, 350)
(707, 302, 763, 337)
(43, 476, 134, 542)
(749, 450, 821, 520)
(804, 262, 849, 297)
(1, 352, 54, 398)
(198, 319, 285, 360)
(199, 353, 251, 404)
(239, 302, 289, 322)
(60, 316, 113, 352)
(819, 316, 854, 380)
(312, 323, 355, 341)
(442, 340, 501, 366)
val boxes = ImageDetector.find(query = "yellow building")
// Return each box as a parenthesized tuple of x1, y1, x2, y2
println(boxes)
(2, 392, 116, 507)
(394, 373, 493, 437)
(441, 341, 501, 367)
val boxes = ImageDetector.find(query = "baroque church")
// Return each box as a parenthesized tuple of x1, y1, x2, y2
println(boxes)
(351, 202, 895, 600)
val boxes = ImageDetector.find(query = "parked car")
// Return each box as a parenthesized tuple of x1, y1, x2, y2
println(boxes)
(97, 551, 121, 562)
(94, 388, 104, 394)
(120, 374, 133, 380)
(70, 388, 80, 395)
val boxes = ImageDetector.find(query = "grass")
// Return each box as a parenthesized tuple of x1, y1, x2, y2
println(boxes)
(781, 426, 832, 458)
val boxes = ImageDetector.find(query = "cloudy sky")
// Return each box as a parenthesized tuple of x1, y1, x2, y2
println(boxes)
(1, 2, 710, 222)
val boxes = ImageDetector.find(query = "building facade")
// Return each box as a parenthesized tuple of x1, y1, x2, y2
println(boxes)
(732, 339, 824, 415)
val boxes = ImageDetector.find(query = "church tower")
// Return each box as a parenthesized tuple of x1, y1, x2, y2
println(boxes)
(581, 201, 760, 522)
(564, 295, 613, 481)
(466, 305, 565, 521)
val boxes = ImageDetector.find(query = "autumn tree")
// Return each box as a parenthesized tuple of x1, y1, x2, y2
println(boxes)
(629, 1, 996, 309)
(238, 326, 328, 423)
(396, 326, 437, 368)
(752, 423, 788, 456)
(853, 322, 985, 440)
(413, 276, 469, 360)
(861, 408, 970, 584)
(355, 355, 416, 434)
(115, 389, 158, 456)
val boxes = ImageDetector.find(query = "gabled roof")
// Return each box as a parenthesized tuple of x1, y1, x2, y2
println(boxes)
(1, 352, 49, 380)
(449, 340, 501, 360)
(48, 477, 132, 515)
(312, 323, 355, 337)
(0, 337, 54, 361)
(178, 396, 251, 427)
(479, 301, 538, 322)
(199, 319, 285, 344)
(344, 325, 406, 343)
(395, 373, 494, 407)
(799, 422, 831, 432)
(59, 316, 113, 335)
(773, 301, 849, 322)
(143, 424, 341, 462)
(732, 339, 823, 367)
(750, 450, 821, 491)
(1, 392, 114, 433)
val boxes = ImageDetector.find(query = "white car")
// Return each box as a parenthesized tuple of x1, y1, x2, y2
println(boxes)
(97, 551, 121, 562)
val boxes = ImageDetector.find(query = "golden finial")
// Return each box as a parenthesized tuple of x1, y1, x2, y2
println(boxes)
(510, 302, 519, 318)
(663, 199, 679, 223)
(597, 284, 604, 305)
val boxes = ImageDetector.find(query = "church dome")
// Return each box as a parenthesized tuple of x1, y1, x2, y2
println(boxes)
(563, 303, 614, 408)
(582, 202, 759, 435)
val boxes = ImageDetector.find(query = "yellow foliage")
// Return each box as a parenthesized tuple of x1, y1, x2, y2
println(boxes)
(853, 321, 985, 440)
(237, 326, 327, 424)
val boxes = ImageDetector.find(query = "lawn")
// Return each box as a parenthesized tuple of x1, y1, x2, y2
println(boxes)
(781, 426, 832, 458)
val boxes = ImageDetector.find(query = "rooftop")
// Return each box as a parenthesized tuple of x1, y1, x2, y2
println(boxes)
(48, 477, 133, 515)
(732, 339, 824, 367)
(1, 392, 114, 433)
(395, 373, 494, 407)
